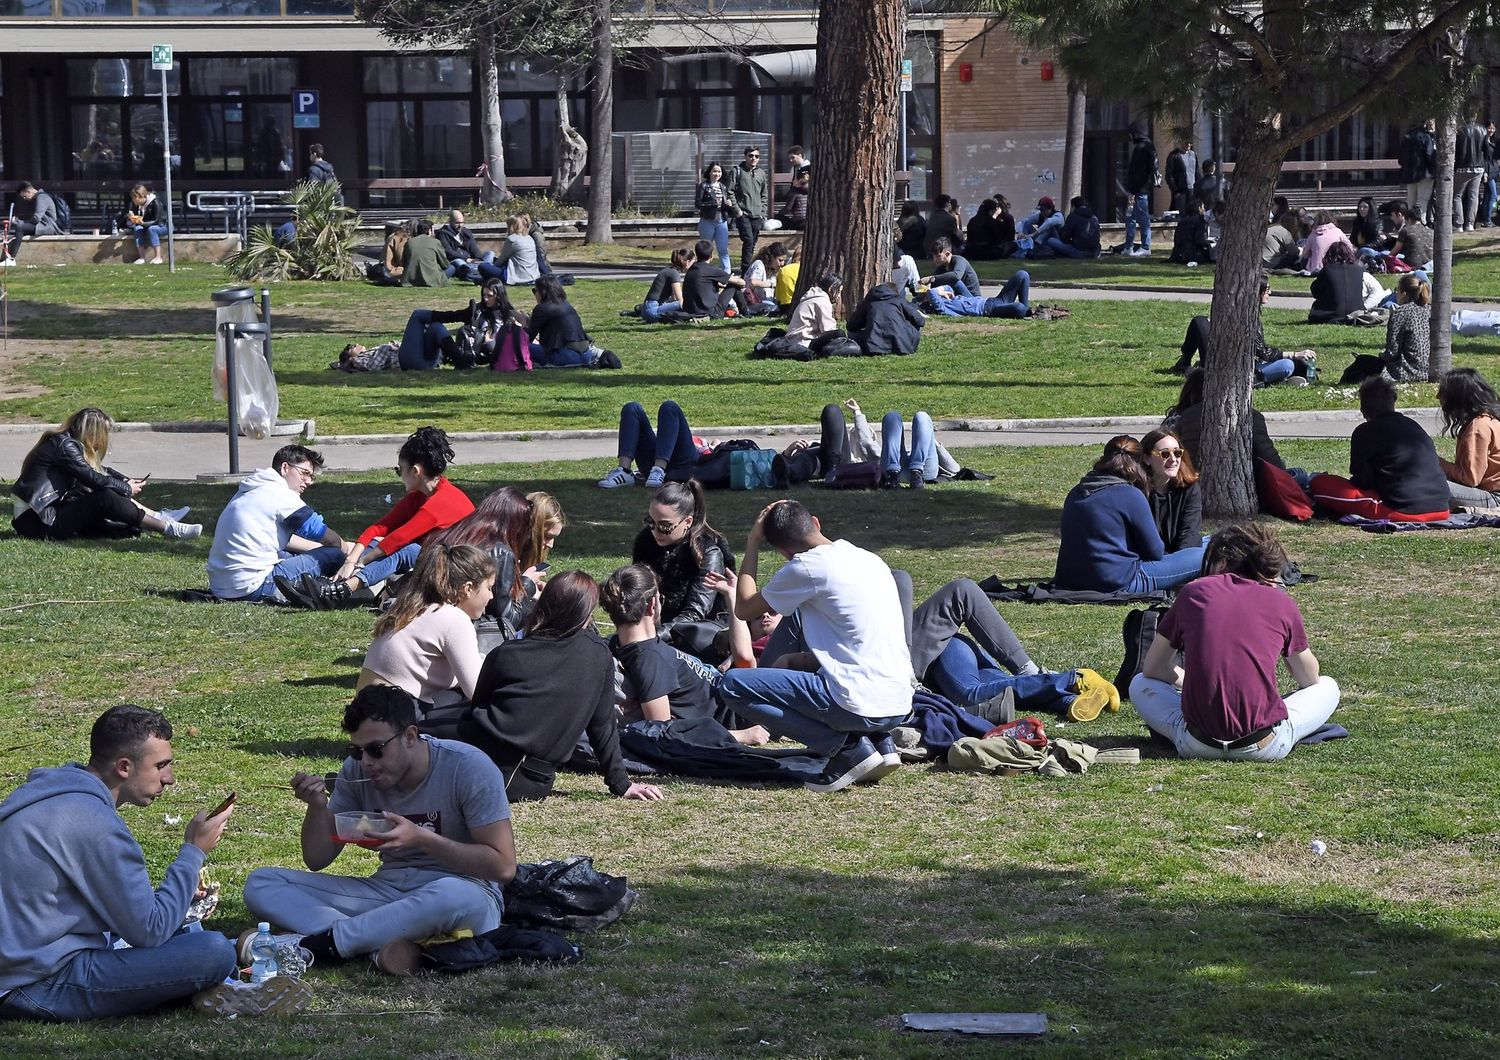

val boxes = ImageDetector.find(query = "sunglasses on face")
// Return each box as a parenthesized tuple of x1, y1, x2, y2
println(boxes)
(347, 733, 401, 761)
(1152, 447, 1184, 459)
(644, 515, 688, 534)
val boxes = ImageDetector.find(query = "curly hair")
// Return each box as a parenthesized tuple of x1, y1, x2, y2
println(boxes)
(398, 426, 455, 476)
(1204, 523, 1286, 584)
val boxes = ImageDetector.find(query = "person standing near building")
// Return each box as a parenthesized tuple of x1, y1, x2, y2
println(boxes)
(730, 145, 770, 274)
(1399, 119, 1437, 225)
(1455, 113, 1488, 232)
(1123, 121, 1158, 257)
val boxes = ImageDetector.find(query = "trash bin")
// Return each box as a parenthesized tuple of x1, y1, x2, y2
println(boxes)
(211, 286, 280, 473)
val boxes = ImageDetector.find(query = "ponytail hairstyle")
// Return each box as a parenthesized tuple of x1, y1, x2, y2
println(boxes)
(48, 407, 115, 470)
(373, 543, 496, 638)
(651, 479, 718, 566)
(431, 487, 531, 601)
(524, 491, 565, 569)
(669, 245, 693, 272)
(1090, 438, 1151, 495)
(598, 564, 659, 627)
(526, 570, 598, 640)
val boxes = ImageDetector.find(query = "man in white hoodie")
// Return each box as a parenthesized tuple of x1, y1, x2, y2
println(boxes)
(206, 443, 355, 602)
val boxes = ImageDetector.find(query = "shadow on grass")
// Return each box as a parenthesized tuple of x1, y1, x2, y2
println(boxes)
(237, 737, 348, 759)
(9, 304, 344, 341)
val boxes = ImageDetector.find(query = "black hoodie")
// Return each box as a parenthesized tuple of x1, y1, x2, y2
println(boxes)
(848, 283, 926, 355)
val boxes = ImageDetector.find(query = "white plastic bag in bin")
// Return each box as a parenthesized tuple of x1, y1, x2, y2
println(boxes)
(213, 299, 280, 438)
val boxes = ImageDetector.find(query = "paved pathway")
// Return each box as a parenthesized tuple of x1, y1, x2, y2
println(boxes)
(0, 408, 1443, 482)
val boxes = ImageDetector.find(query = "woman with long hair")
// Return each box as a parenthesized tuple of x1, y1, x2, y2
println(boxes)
(1139, 427, 1205, 553)
(631, 479, 735, 659)
(1350, 196, 1383, 248)
(357, 543, 495, 709)
(1436, 367, 1500, 509)
(11, 407, 200, 541)
(640, 245, 692, 323)
(1053, 443, 1203, 594)
(695, 160, 739, 272)
(1340, 273, 1431, 384)
(431, 487, 537, 648)
(433, 571, 665, 802)
(526, 275, 617, 368)
(743, 240, 788, 314)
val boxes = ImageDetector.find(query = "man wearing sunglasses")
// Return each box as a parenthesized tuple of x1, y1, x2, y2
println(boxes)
(206, 444, 356, 603)
(243, 685, 515, 977)
(730, 145, 770, 274)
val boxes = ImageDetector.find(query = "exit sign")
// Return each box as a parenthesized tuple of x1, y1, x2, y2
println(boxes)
(151, 44, 173, 70)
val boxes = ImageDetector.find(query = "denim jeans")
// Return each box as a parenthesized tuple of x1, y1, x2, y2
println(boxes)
(1124, 193, 1152, 250)
(399, 309, 451, 370)
(641, 299, 681, 323)
(0, 924, 234, 1022)
(984, 269, 1031, 317)
(1040, 235, 1096, 259)
(716, 667, 909, 756)
(132, 223, 170, 249)
(927, 636, 1076, 712)
(880, 410, 938, 482)
(618, 400, 700, 472)
(241, 545, 347, 602)
(1256, 357, 1296, 385)
(1448, 480, 1500, 508)
(1130, 674, 1340, 761)
(698, 219, 732, 272)
(1124, 546, 1205, 594)
(534, 343, 597, 368)
(355, 541, 421, 588)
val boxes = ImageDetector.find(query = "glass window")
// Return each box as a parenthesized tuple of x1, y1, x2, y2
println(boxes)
(287, 1, 354, 12)
(137, 1, 280, 14)
(363, 56, 473, 95)
(71, 104, 125, 180)
(420, 99, 472, 174)
(366, 100, 416, 177)
(128, 102, 181, 179)
(189, 57, 296, 96)
(501, 99, 534, 174)
(68, 59, 179, 97)
(194, 102, 291, 175)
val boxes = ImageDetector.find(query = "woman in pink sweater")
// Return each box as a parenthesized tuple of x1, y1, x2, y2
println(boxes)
(358, 544, 496, 710)
(1300, 209, 1354, 274)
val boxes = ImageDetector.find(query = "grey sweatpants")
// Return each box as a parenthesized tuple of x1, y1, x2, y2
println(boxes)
(909, 578, 1031, 678)
(243, 865, 501, 957)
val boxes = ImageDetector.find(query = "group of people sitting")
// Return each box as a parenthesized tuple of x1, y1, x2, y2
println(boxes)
(366, 210, 556, 290)
(898, 193, 1101, 262)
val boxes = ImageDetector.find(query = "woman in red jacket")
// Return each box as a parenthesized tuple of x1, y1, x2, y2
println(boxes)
(282, 426, 474, 609)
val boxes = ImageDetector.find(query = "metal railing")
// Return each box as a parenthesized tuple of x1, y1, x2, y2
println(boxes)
(185, 190, 289, 242)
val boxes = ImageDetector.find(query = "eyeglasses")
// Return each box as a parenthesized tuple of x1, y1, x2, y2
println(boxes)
(1152, 447, 1184, 460)
(393, 465, 408, 478)
(287, 463, 316, 482)
(347, 733, 401, 761)
(747, 152, 760, 158)
(644, 514, 689, 534)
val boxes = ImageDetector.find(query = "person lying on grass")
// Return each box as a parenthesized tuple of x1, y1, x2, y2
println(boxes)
(1129, 522, 1340, 761)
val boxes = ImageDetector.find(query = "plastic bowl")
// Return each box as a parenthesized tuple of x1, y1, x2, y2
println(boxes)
(333, 810, 394, 846)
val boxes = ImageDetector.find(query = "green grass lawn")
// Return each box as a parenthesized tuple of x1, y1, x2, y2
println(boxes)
(1, 442, 1497, 1057)
(3, 266, 1499, 437)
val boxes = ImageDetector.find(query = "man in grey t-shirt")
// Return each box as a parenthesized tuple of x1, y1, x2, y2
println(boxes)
(244, 686, 515, 975)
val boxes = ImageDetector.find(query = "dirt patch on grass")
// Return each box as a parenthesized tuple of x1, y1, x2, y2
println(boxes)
(1215, 839, 1495, 905)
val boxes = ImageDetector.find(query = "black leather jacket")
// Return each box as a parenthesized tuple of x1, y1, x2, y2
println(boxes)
(631, 527, 736, 634)
(12, 433, 129, 526)
(475, 543, 536, 643)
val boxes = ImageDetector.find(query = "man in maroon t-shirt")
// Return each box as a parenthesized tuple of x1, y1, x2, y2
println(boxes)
(1129, 524, 1340, 761)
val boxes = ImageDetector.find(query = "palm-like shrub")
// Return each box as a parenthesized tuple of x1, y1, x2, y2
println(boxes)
(226, 179, 361, 282)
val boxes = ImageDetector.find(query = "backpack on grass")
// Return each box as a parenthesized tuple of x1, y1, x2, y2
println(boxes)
(1113, 605, 1168, 701)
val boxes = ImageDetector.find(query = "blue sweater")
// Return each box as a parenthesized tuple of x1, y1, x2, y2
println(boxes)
(0, 764, 205, 990)
(1053, 472, 1165, 591)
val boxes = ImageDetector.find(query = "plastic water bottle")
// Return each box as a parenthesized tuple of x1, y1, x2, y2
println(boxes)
(248, 922, 279, 983)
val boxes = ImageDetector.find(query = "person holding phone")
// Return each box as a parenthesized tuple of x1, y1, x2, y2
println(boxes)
(0, 705, 308, 1020)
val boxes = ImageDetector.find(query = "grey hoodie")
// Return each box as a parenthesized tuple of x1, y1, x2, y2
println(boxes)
(0, 764, 204, 991)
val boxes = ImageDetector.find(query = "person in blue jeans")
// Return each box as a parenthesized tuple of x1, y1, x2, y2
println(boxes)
(123, 184, 169, 265)
(1053, 445, 1204, 595)
(1173, 281, 1315, 386)
(879, 410, 937, 489)
(0, 704, 307, 1021)
(639, 246, 691, 323)
(598, 399, 703, 489)
(1122, 120, 1158, 256)
(929, 270, 1031, 318)
(695, 161, 738, 273)
(396, 306, 467, 370)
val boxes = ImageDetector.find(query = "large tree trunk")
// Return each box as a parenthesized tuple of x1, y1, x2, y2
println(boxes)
(796, 0, 907, 311)
(1430, 112, 1457, 379)
(585, 0, 614, 244)
(1062, 80, 1086, 205)
(551, 78, 588, 202)
(477, 33, 508, 205)
(1200, 143, 1284, 519)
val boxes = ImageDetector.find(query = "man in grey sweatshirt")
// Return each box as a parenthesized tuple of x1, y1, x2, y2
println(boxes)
(0, 705, 243, 1021)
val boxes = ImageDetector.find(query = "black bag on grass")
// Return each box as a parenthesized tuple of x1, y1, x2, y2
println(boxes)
(419, 925, 582, 973)
(503, 856, 638, 933)
(1114, 605, 1168, 701)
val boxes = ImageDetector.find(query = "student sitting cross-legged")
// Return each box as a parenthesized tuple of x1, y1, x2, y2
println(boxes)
(1129, 523, 1340, 761)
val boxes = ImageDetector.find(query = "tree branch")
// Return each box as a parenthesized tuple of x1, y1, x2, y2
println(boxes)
(1208, 4, 1282, 82)
(1279, 0, 1483, 148)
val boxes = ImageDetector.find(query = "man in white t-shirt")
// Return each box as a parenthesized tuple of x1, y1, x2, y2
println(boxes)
(718, 500, 914, 792)
(206, 444, 354, 602)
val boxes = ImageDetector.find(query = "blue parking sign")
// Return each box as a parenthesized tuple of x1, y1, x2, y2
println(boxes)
(292, 88, 320, 129)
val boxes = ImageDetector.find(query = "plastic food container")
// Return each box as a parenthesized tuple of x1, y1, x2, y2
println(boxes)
(333, 810, 394, 847)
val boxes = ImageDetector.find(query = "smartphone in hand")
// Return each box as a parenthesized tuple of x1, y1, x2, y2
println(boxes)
(208, 791, 237, 818)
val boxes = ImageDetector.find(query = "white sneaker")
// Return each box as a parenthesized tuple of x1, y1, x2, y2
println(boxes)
(597, 466, 635, 489)
(0, 257, 14, 267)
(163, 520, 203, 539)
(1285, 376, 1310, 388)
(159, 506, 191, 522)
(644, 466, 666, 489)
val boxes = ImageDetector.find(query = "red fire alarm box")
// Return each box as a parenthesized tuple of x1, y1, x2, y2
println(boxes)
(959, 62, 973, 83)
(1040, 60, 1054, 81)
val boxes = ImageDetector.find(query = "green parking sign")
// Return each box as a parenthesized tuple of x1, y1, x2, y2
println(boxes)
(151, 44, 173, 71)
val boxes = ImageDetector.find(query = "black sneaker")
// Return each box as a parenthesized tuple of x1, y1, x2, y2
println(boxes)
(274, 574, 321, 610)
(863, 733, 903, 781)
(804, 735, 883, 793)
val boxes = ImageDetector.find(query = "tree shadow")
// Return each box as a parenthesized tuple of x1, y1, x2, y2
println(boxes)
(8, 303, 345, 341)
(236, 737, 347, 759)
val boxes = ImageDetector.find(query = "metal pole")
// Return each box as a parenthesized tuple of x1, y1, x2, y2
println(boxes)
(900, 91, 908, 188)
(161, 67, 177, 273)
(223, 322, 240, 474)
(260, 288, 272, 371)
